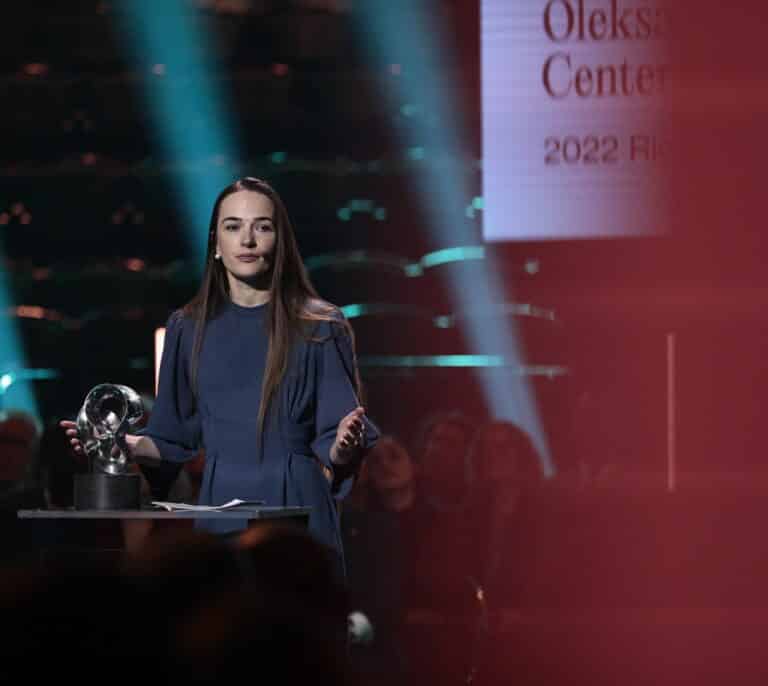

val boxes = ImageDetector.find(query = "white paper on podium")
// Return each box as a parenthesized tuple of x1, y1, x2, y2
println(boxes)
(150, 498, 265, 512)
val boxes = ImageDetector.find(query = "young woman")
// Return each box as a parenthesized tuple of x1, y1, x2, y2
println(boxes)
(61, 176, 378, 574)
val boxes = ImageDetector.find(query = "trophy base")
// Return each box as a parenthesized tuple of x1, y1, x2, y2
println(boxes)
(74, 473, 142, 510)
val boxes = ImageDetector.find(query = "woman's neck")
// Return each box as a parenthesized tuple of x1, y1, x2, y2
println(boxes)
(227, 274, 271, 307)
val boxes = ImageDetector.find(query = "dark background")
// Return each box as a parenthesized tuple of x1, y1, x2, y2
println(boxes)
(0, 0, 687, 474)
(3, 2, 768, 683)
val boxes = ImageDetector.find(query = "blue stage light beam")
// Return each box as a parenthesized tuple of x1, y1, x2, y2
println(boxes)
(115, 0, 239, 267)
(354, 2, 554, 476)
(0, 299, 40, 418)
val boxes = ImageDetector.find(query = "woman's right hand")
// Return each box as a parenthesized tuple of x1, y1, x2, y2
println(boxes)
(59, 419, 84, 456)
(58, 421, 158, 463)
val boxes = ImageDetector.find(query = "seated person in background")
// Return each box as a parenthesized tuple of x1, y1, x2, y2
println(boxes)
(395, 411, 480, 684)
(342, 434, 417, 685)
(404, 412, 478, 603)
(347, 434, 415, 513)
(467, 418, 542, 512)
(464, 419, 543, 630)
(0, 410, 46, 566)
(411, 409, 475, 513)
(0, 409, 42, 491)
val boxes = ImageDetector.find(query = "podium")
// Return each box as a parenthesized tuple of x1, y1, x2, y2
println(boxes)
(16, 506, 311, 567)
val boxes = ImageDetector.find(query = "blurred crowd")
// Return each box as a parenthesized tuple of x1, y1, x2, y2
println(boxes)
(0, 406, 353, 676)
(341, 410, 546, 686)
(0, 403, 547, 682)
(0, 523, 355, 680)
(1, 397, 684, 686)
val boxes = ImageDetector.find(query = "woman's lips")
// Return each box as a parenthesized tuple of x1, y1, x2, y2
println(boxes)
(236, 255, 261, 262)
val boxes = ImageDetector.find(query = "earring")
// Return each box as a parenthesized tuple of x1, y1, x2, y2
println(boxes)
(214, 253, 221, 260)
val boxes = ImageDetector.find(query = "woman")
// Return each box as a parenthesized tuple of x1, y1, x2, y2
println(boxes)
(61, 176, 379, 576)
(348, 434, 416, 513)
(413, 409, 475, 512)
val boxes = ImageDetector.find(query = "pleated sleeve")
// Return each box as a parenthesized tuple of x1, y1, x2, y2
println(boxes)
(139, 312, 201, 462)
(310, 319, 380, 499)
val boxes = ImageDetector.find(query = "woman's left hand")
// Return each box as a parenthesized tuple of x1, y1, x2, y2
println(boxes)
(330, 406, 367, 465)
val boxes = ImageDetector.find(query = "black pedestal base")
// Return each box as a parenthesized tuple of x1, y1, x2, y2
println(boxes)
(74, 473, 142, 510)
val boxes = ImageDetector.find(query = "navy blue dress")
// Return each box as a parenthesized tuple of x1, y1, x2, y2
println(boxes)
(141, 299, 378, 571)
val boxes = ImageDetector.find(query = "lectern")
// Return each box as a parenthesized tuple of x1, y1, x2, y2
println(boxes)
(16, 506, 311, 566)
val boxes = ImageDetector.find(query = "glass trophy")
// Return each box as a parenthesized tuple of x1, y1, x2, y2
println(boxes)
(73, 383, 145, 510)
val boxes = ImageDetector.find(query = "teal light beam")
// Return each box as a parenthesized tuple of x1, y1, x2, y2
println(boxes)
(305, 246, 486, 277)
(354, 2, 554, 476)
(359, 355, 568, 376)
(115, 1, 240, 268)
(0, 303, 40, 418)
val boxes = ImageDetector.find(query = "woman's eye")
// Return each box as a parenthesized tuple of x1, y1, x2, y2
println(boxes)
(224, 224, 239, 231)
(258, 224, 274, 232)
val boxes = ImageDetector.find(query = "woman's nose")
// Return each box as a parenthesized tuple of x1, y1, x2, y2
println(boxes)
(241, 227, 257, 245)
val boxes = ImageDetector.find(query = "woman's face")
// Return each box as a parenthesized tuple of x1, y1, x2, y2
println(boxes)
(420, 421, 471, 489)
(368, 439, 414, 491)
(215, 190, 277, 284)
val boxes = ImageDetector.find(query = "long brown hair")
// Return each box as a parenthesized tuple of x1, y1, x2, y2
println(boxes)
(181, 176, 360, 435)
